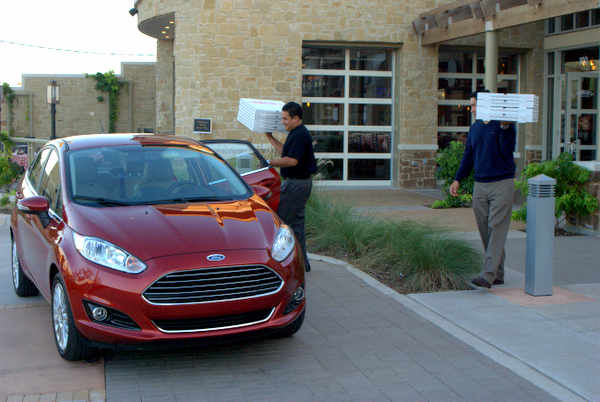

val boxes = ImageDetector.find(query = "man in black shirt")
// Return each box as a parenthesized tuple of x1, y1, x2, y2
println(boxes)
(265, 101, 317, 272)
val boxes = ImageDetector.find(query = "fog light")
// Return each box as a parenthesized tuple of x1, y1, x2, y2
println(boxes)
(284, 284, 305, 314)
(292, 286, 305, 302)
(91, 306, 108, 322)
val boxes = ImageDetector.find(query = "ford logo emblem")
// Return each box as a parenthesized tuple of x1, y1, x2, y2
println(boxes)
(206, 254, 226, 262)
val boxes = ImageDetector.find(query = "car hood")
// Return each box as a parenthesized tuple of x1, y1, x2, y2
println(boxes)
(65, 195, 279, 261)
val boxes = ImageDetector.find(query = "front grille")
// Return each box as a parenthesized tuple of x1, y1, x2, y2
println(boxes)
(143, 265, 283, 305)
(153, 307, 274, 333)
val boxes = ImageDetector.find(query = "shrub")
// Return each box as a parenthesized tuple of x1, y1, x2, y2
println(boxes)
(512, 152, 599, 231)
(0, 131, 22, 188)
(305, 191, 481, 292)
(435, 141, 474, 208)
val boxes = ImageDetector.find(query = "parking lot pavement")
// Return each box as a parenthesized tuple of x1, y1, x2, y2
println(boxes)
(0, 220, 105, 402)
(105, 258, 556, 402)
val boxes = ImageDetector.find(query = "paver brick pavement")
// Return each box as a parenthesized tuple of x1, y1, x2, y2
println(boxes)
(104, 259, 557, 401)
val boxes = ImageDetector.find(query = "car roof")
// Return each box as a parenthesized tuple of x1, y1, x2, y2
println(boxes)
(54, 134, 215, 154)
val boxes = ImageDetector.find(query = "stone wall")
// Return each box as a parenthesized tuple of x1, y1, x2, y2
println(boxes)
(397, 150, 438, 188)
(526, 150, 543, 164)
(120, 63, 156, 133)
(20, 75, 108, 139)
(4, 63, 156, 143)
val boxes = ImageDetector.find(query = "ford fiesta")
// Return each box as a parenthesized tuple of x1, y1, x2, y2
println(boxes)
(10, 134, 305, 361)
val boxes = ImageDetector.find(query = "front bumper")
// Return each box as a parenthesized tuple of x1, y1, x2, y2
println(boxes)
(63, 246, 305, 345)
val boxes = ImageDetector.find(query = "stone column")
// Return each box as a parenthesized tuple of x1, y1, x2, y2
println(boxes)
(156, 39, 174, 134)
(485, 29, 498, 92)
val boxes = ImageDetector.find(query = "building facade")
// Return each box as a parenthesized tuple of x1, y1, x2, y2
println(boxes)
(1, 62, 156, 155)
(132, 0, 598, 189)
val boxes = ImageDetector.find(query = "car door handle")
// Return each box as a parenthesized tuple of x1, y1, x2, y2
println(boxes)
(260, 179, 277, 188)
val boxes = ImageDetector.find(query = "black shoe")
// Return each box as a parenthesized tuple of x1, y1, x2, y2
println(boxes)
(471, 277, 491, 288)
(305, 263, 311, 272)
(493, 279, 504, 285)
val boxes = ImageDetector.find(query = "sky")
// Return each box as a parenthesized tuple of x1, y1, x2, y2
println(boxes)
(0, 0, 157, 87)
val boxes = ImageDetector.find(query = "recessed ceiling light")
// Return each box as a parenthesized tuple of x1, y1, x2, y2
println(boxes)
(161, 31, 166, 34)
(165, 35, 170, 39)
(169, 20, 174, 24)
(165, 26, 170, 29)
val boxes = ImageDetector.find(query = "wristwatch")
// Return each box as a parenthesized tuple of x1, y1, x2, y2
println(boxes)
(266, 159, 271, 166)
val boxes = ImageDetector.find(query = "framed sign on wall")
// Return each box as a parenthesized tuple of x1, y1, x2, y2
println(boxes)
(193, 118, 212, 134)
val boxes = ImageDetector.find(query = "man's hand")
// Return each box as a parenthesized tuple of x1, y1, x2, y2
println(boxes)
(449, 180, 460, 197)
(500, 121, 512, 130)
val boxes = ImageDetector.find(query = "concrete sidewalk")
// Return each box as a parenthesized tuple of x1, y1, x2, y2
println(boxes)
(320, 187, 600, 401)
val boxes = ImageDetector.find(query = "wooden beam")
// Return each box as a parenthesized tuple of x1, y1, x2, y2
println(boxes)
(421, 0, 598, 45)
(419, 0, 475, 18)
(434, 11, 450, 30)
(480, 0, 498, 19)
(470, 2, 485, 19)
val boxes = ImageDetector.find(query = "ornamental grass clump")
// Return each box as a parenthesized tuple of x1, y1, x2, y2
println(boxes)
(305, 191, 481, 293)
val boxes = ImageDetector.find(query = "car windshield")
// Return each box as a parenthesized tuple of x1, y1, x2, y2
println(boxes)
(67, 145, 251, 206)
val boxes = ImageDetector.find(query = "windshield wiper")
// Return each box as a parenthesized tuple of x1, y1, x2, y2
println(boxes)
(148, 196, 224, 204)
(72, 195, 133, 206)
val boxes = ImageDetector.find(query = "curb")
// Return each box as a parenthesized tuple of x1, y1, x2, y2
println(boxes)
(308, 252, 587, 402)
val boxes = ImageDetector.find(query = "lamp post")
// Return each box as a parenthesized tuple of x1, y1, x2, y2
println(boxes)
(47, 80, 60, 139)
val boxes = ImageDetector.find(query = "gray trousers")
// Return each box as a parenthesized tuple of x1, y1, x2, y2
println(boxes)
(278, 178, 313, 270)
(472, 179, 514, 283)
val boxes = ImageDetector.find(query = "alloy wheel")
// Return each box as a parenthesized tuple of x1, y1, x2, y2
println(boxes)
(53, 282, 69, 352)
(11, 240, 20, 290)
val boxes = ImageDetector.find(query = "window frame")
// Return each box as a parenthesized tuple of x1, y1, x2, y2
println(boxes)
(302, 46, 394, 185)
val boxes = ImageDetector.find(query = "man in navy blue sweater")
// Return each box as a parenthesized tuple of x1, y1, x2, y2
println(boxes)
(450, 92, 516, 288)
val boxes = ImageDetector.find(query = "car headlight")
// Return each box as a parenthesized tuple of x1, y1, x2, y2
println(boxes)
(271, 225, 295, 262)
(73, 232, 147, 274)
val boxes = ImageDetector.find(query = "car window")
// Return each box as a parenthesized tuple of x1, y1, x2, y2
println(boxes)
(38, 150, 63, 216)
(68, 145, 251, 206)
(205, 142, 266, 175)
(27, 148, 51, 192)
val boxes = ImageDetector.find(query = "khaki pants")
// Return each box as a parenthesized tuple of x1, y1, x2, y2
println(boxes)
(472, 178, 514, 283)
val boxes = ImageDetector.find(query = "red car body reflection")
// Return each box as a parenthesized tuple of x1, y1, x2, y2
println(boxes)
(10, 134, 304, 360)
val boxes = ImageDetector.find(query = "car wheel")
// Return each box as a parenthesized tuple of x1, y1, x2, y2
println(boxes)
(51, 274, 93, 361)
(11, 237, 38, 297)
(277, 310, 305, 338)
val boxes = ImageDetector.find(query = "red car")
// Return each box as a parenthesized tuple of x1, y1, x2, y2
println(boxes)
(10, 134, 304, 361)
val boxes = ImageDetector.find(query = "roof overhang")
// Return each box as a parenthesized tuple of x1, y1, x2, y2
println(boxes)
(413, 0, 599, 46)
(139, 12, 175, 40)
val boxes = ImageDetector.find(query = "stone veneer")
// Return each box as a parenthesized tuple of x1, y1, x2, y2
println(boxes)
(397, 150, 438, 188)
(526, 150, 543, 165)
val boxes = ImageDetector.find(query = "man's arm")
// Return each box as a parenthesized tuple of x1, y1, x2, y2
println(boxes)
(265, 132, 283, 155)
(450, 131, 475, 197)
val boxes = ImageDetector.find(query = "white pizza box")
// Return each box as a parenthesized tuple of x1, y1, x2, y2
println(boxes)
(476, 93, 539, 123)
(237, 98, 286, 132)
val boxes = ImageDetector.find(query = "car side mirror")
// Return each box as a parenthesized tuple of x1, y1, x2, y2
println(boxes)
(17, 196, 50, 214)
(17, 196, 51, 227)
(251, 185, 272, 201)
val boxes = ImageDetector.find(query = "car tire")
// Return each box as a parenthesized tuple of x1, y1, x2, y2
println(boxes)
(51, 274, 94, 361)
(277, 310, 305, 338)
(11, 237, 39, 297)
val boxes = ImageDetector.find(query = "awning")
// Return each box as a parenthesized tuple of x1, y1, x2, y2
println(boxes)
(412, 0, 598, 45)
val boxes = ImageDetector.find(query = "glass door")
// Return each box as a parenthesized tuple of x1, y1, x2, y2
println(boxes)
(563, 72, 599, 161)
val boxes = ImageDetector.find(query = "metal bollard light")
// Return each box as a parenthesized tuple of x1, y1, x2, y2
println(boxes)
(525, 174, 556, 296)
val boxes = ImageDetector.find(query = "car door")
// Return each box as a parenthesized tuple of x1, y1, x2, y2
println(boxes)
(15, 147, 51, 285)
(16, 147, 64, 299)
(201, 140, 281, 211)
